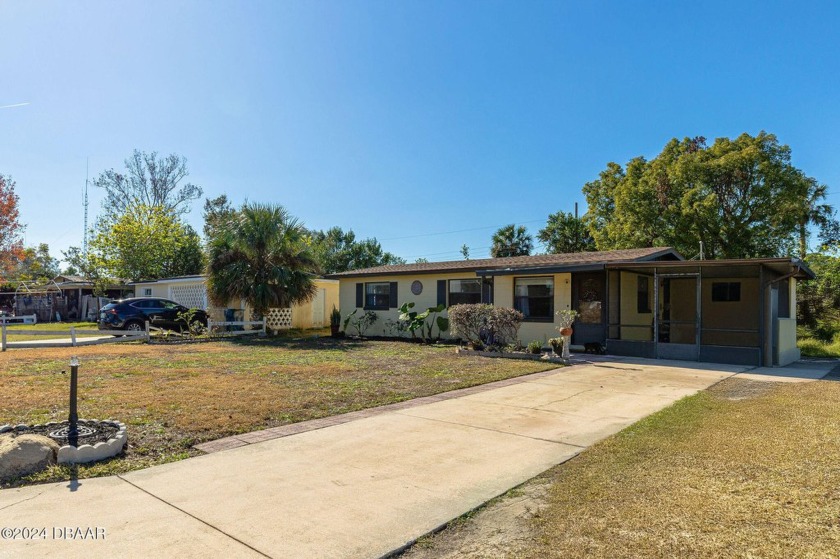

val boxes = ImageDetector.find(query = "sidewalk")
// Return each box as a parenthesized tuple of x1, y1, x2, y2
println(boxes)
(0, 359, 761, 558)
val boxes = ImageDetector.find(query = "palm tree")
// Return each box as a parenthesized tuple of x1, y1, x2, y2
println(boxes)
(797, 176, 835, 259)
(207, 203, 319, 317)
(491, 224, 533, 258)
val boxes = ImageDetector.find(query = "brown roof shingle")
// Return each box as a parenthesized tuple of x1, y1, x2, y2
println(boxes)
(327, 247, 680, 278)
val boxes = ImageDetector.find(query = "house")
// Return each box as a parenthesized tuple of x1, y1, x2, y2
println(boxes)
(327, 247, 814, 367)
(128, 275, 339, 330)
(11, 276, 133, 322)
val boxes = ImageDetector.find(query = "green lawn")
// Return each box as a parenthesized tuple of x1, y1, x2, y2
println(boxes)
(798, 336, 840, 358)
(1, 336, 556, 487)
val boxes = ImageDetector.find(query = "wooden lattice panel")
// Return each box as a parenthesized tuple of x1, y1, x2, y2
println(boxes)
(266, 307, 293, 330)
(169, 283, 208, 310)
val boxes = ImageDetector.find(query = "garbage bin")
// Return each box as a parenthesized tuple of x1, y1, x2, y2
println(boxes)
(224, 309, 244, 331)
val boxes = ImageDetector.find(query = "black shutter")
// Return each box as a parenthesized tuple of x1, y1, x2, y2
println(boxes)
(389, 282, 398, 308)
(437, 280, 447, 307)
(356, 283, 363, 308)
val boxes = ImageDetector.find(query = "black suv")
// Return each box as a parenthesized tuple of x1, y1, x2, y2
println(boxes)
(98, 298, 208, 332)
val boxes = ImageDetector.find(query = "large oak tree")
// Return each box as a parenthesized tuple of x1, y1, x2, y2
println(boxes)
(582, 132, 834, 259)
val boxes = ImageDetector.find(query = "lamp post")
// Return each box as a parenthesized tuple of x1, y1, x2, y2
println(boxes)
(68, 356, 80, 447)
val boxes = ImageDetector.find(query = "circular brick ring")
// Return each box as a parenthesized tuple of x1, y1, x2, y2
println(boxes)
(0, 420, 127, 464)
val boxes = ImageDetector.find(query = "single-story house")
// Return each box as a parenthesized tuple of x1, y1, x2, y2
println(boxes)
(11, 276, 133, 322)
(128, 275, 339, 330)
(327, 247, 814, 367)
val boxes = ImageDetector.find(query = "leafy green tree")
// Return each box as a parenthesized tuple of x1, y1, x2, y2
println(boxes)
(88, 204, 204, 281)
(490, 224, 533, 257)
(94, 150, 202, 225)
(203, 194, 235, 240)
(796, 176, 835, 258)
(0, 174, 24, 276)
(61, 246, 97, 278)
(538, 211, 595, 254)
(798, 251, 840, 339)
(308, 226, 405, 274)
(17, 243, 60, 282)
(583, 133, 831, 259)
(207, 203, 319, 316)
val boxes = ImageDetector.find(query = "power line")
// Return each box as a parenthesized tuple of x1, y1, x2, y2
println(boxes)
(378, 218, 547, 242)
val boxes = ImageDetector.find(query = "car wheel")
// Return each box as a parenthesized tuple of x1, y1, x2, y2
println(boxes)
(125, 321, 144, 332)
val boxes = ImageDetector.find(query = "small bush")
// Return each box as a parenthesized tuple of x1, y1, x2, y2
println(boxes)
(449, 304, 493, 343)
(490, 307, 525, 346)
(449, 304, 524, 348)
(527, 340, 543, 354)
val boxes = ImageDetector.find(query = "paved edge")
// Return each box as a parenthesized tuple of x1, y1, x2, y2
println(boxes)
(194, 365, 575, 453)
(195, 353, 763, 454)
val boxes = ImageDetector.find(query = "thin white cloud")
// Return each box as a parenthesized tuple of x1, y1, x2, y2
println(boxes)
(0, 102, 30, 109)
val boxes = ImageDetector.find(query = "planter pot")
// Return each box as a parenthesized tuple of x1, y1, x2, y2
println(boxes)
(559, 327, 573, 337)
(330, 324, 341, 337)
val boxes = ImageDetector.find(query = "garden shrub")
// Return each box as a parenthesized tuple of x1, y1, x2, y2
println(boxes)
(449, 304, 524, 349)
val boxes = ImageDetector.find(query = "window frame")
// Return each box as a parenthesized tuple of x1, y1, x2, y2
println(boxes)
(711, 281, 741, 303)
(364, 282, 391, 311)
(513, 276, 554, 322)
(447, 279, 482, 307)
(637, 275, 651, 314)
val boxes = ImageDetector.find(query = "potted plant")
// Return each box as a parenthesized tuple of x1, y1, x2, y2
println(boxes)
(548, 337, 564, 356)
(329, 306, 342, 337)
(555, 309, 578, 337)
(527, 340, 542, 354)
(555, 309, 579, 359)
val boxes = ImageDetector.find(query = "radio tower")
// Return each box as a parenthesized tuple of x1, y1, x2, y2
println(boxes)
(82, 158, 89, 256)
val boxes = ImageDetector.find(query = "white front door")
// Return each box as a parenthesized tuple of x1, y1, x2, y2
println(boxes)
(312, 288, 326, 327)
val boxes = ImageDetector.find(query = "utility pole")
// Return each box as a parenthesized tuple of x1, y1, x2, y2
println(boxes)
(82, 158, 90, 257)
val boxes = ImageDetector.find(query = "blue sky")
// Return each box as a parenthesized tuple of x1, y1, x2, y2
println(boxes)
(2, 0, 839, 264)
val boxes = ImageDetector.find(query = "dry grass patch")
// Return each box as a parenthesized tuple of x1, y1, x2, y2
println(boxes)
(1, 336, 554, 487)
(528, 377, 840, 558)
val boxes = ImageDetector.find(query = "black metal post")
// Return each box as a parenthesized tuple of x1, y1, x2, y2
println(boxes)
(68, 357, 79, 447)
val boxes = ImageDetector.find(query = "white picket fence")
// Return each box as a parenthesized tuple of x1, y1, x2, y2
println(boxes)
(1, 321, 148, 351)
(1, 317, 269, 350)
(206, 319, 267, 337)
(0, 314, 38, 325)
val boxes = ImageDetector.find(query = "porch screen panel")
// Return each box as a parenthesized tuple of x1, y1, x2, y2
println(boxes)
(578, 277, 603, 324)
(608, 270, 620, 339)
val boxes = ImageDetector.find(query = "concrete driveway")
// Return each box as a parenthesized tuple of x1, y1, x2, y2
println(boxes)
(1, 357, 824, 558)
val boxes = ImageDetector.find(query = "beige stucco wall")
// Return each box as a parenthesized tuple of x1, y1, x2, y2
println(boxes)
(618, 272, 653, 341)
(777, 317, 800, 366)
(338, 272, 572, 342)
(291, 280, 339, 329)
(338, 272, 477, 337)
(493, 273, 572, 344)
(135, 277, 338, 329)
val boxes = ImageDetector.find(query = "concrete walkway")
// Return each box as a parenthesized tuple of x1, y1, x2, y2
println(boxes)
(0, 358, 830, 558)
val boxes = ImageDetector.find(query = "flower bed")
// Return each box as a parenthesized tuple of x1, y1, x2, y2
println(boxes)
(455, 346, 568, 364)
